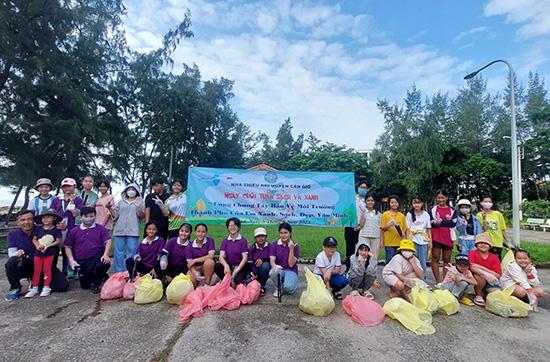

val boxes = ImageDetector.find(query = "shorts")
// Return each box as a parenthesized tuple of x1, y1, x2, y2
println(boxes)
(490, 247, 503, 260)
(483, 281, 502, 291)
(432, 240, 453, 251)
(383, 274, 399, 287)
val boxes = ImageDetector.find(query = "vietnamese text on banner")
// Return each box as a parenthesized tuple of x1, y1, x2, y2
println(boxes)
(186, 167, 357, 226)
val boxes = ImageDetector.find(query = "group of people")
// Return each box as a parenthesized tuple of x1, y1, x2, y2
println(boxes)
(4, 177, 544, 312)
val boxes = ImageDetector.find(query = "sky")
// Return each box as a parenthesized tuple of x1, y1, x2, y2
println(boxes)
(2, 0, 550, 205)
(122, 0, 550, 151)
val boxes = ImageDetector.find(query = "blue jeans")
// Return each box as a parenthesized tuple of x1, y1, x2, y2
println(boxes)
(114, 236, 139, 273)
(441, 280, 474, 298)
(384, 246, 398, 264)
(251, 261, 271, 288)
(328, 274, 348, 292)
(269, 269, 298, 294)
(458, 238, 476, 255)
(414, 242, 428, 279)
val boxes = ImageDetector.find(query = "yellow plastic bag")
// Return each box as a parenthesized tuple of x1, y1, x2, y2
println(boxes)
(299, 267, 335, 317)
(134, 274, 164, 304)
(433, 289, 460, 315)
(409, 279, 438, 313)
(383, 298, 435, 335)
(166, 273, 194, 305)
(501, 249, 515, 272)
(486, 285, 532, 317)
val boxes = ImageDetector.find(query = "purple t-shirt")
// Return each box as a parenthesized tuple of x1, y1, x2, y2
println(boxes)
(220, 234, 248, 266)
(64, 223, 111, 260)
(186, 237, 216, 266)
(270, 240, 300, 274)
(51, 196, 83, 231)
(7, 228, 36, 259)
(163, 237, 190, 267)
(136, 236, 165, 269)
(31, 225, 62, 257)
(248, 242, 271, 264)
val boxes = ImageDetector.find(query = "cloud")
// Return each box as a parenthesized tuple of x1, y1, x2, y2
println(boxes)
(484, 0, 550, 38)
(452, 26, 491, 43)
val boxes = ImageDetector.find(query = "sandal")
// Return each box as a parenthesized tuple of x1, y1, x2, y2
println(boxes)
(363, 290, 374, 300)
(474, 295, 486, 306)
(371, 281, 380, 288)
(389, 292, 398, 299)
(333, 291, 343, 300)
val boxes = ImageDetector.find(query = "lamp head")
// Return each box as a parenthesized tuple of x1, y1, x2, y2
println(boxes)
(464, 71, 478, 80)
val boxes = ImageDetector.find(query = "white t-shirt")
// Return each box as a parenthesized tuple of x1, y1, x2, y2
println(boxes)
(313, 251, 342, 275)
(405, 211, 431, 245)
(354, 195, 366, 226)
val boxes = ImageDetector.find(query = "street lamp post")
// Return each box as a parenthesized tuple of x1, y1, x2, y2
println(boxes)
(464, 60, 521, 247)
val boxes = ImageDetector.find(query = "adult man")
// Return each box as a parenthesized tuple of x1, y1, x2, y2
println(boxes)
(64, 207, 112, 293)
(5, 209, 68, 301)
(145, 178, 170, 241)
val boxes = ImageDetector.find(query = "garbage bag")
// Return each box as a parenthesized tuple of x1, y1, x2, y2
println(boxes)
(486, 285, 532, 317)
(299, 267, 335, 317)
(383, 298, 435, 335)
(101, 271, 129, 300)
(208, 274, 241, 311)
(409, 279, 438, 313)
(122, 275, 140, 300)
(134, 274, 163, 304)
(179, 287, 206, 321)
(237, 280, 261, 305)
(342, 295, 385, 326)
(501, 249, 515, 272)
(166, 273, 194, 305)
(433, 289, 460, 315)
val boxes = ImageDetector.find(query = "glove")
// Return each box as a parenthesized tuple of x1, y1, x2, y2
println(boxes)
(272, 265, 283, 274)
(357, 255, 365, 264)
(385, 219, 397, 228)
(69, 259, 80, 270)
(193, 270, 205, 281)
(404, 278, 415, 288)
(134, 254, 142, 262)
(527, 290, 538, 312)
(159, 255, 168, 270)
(231, 267, 241, 277)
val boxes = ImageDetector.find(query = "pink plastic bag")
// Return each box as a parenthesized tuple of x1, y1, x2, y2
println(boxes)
(237, 280, 261, 305)
(122, 275, 140, 300)
(101, 271, 129, 300)
(179, 288, 206, 321)
(342, 295, 385, 327)
(208, 274, 241, 311)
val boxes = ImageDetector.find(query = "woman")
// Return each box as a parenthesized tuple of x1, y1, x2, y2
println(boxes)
(344, 181, 369, 272)
(380, 195, 407, 264)
(476, 195, 511, 260)
(158, 180, 187, 239)
(112, 183, 145, 273)
(269, 222, 300, 297)
(214, 217, 249, 285)
(95, 180, 115, 230)
(429, 189, 457, 287)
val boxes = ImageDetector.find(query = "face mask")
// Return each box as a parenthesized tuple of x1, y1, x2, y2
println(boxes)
(358, 189, 367, 196)
(402, 251, 413, 258)
(83, 217, 95, 225)
(482, 202, 493, 209)
(460, 208, 470, 215)
(127, 190, 137, 198)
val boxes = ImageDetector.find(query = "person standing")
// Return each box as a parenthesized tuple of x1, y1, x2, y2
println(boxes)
(28, 178, 56, 215)
(95, 180, 115, 230)
(429, 189, 457, 287)
(344, 181, 369, 272)
(158, 180, 187, 239)
(476, 195, 511, 260)
(145, 178, 170, 241)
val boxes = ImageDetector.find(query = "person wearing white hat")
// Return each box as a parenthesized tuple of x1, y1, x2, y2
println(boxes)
(248, 227, 271, 296)
(455, 199, 483, 255)
(28, 178, 56, 215)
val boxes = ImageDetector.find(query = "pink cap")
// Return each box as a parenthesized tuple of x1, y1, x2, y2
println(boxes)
(60, 178, 77, 187)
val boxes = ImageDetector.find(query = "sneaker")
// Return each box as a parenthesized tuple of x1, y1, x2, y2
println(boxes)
(259, 287, 266, 297)
(6, 288, 21, 301)
(25, 288, 40, 298)
(474, 295, 486, 306)
(363, 290, 374, 300)
(40, 287, 52, 297)
(350, 290, 360, 296)
(460, 296, 474, 306)
(273, 289, 282, 298)
(90, 284, 101, 294)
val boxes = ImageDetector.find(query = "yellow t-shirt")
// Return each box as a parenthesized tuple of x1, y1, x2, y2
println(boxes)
(381, 211, 407, 247)
(476, 211, 507, 248)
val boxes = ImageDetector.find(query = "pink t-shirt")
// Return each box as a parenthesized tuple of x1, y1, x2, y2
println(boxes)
(382, 254, 422, 277)
(431, 206, 453, 246)
(95, 194, 114, 230)
(443, 268, 473, 284)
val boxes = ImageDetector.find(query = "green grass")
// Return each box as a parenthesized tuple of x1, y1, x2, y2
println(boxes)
(3, 226, 550, 262)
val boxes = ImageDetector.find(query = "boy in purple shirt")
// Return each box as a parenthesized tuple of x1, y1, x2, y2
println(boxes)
(248, 227, 271, 296)
(159, 223, 192, 282)
(65, 207, 112, 294)
(126, 221, 165, 279)
(269, 223, 299, 297)
(186, 223, 216, 286)
(215, 218, 249, 285)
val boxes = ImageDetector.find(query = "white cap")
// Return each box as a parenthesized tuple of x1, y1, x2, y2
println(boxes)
(457, 199, 472, 207)
(254, 227, 267, 237)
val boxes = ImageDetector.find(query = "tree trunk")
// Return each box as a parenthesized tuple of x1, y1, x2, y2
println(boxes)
(22, 186, 31, 209)
(5, 185, 23, 226)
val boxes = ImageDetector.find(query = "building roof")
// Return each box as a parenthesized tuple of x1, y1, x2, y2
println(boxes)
(247, 162, 278, 171)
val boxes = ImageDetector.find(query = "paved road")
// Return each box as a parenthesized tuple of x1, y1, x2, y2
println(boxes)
(0, 257, 549, 362)
(508, 228, 550, 244)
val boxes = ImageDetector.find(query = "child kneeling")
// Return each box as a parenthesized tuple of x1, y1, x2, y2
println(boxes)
(313, 237, 348, 300)
(441, 254, 478, 306)
(382, 239, 423, 300)
(348, 241, 376, 299)
(500, 249, 544, 311)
